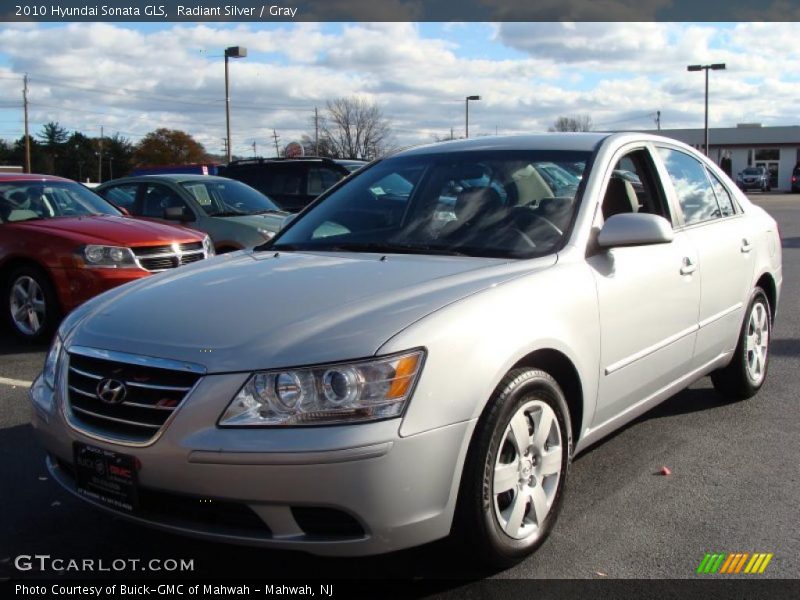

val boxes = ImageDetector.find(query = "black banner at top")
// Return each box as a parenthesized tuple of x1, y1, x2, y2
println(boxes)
(3, 0, 800, 22)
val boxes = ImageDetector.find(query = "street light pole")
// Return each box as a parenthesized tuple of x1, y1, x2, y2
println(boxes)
(687, 63, 726, 156)
(224, 46, 247, 164)
(465, 95, 480, 138)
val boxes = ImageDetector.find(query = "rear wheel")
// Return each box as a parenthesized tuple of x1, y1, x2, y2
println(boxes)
(455, 368, 572, 568)
(711, 288, 771, 400)
(3, 265, 59, 341)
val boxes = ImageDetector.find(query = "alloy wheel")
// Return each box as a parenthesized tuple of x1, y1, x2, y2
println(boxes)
(9, 275, 46, 336)
(492, 399, 562, 540)
(745, 300, 769, 385)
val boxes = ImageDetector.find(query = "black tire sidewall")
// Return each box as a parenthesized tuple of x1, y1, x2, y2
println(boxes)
(3, 265, 59, 341)
(464, 369, 572, 565)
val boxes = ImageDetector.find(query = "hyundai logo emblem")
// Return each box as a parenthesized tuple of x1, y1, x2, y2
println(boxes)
(96, 378, 127, 404)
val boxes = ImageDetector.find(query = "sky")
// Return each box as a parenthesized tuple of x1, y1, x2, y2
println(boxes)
(0, 21, 798, 157)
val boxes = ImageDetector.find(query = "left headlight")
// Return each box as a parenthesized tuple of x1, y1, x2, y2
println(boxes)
(42, 335, 63, 390)
(203, 235, 216, 257)
(219, 349, 425, 427)
(257, 228, 276, 241)
(77, 245, 137, 268)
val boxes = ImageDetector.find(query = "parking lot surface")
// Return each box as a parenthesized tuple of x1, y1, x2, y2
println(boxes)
(1, 194, 798, 582)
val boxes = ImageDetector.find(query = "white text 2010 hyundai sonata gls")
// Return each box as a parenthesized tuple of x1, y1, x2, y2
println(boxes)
(30, 133, 782, 566)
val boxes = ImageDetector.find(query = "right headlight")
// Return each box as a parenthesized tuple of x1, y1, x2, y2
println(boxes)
(77, 245, 137, 268)
(42, 335, 63, 390)
(219, 349, 425, 427)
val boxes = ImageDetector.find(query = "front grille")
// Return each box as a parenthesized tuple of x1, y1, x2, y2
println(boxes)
(65, 350, 202, 443)
(132, 242, 206, 272)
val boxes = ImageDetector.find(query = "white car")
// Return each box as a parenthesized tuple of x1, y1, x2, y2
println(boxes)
(31, 133, 782, 566)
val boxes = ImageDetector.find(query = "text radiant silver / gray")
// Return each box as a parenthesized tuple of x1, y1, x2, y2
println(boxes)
(30, 133, 782, 566)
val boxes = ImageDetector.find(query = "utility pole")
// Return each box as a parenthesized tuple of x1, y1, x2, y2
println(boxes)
(314, 107, 319, 155)
(221, 138, 228, 158)
(22, 74, 30, 173)
(450, 127, 454, 141)
(98, 125, 103, 183)
(656, 110, 661, 131)
(252, 140, 257, 157)
(272, 129, 280, 157)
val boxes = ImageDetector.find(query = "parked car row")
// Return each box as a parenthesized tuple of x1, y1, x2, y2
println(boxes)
(26, 133, 781, 566)
(2, 157, 366, 340)
(0, 173, 213, 340)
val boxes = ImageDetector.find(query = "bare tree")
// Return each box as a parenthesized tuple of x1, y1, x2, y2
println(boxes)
(320, 97, 393, 159)
(548, 115, 593, 132)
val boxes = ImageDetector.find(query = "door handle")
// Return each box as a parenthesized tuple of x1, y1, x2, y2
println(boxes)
(741, 239, 753, 253)
(680, 257, 697, 275)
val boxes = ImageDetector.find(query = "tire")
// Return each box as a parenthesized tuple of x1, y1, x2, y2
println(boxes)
(3, 265, 60, 342)
(711, 288, 771, 400)
(454, 368, 572, 568)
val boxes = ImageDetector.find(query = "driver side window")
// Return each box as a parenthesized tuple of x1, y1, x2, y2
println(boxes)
(601, 149, 670, 222)
(141, 184, 187, 219)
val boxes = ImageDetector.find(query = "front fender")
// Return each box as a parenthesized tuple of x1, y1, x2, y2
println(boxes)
(379, 259, 600, 439)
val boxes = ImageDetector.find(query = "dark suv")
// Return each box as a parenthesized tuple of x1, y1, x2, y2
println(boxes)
(221, 158, 352, 212)
(736, 166, 771, 192)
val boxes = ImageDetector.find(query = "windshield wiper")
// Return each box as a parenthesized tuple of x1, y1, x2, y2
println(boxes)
(250, 209, 284, 215)
(321, 242, 469, 256)
(208, 210, 247, 217)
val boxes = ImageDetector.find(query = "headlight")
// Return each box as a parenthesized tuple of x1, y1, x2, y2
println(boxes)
(203, 235, 216, 257)
(78, 245, 137, 268)
(219, 349, 425, 426)
(257, 228, 276, 240)
(42, 336, 63, 390)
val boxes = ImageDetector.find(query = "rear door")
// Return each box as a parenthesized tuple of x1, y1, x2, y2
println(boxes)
(655, 146, 755, 367)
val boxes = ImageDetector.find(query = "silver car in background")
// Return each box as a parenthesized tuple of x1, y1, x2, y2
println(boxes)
(30, 133, 782, 566)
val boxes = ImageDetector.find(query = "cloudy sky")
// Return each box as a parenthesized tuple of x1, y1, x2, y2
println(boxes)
(0, 21, 798, 156)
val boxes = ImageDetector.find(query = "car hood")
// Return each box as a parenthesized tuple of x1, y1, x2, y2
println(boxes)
(19, 215, 202, 245)
(68, 250, 555, 372)
(219, 212, 290, 233)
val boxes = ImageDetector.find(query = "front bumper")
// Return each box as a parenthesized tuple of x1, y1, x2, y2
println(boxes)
(30, 372, 474, 556)
(52, 267, 151, 314)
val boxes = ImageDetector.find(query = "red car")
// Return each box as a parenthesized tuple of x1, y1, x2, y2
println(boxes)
(0, 173, 213, 341)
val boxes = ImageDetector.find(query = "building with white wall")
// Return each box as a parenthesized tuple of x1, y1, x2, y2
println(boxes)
(643, 124, 800, 191)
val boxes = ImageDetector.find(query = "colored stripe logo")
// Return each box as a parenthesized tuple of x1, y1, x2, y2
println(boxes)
(697, 552, 773, 574)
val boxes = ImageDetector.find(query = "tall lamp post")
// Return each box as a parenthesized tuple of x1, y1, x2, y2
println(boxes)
(465, 95, 480, 138)
(224, 46, 247, 164)
(687, 63, 726, 156)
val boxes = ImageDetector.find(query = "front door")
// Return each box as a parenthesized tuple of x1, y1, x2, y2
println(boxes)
(589, 146, 702, 428)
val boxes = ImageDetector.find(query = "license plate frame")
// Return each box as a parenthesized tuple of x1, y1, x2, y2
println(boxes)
(73, 442, 139, 512)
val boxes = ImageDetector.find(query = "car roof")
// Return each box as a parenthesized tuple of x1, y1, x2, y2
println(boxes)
(394, 133, 612, 157)
(99, 174, 233, 185)
(0, 172, 73, 183)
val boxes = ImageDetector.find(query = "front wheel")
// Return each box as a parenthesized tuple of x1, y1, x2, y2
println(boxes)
(3, 266, 59, 341)
(711, 288, 771, 400)
(455, 369, 572, 568)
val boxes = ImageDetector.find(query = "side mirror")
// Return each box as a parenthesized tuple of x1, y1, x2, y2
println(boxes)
(164, 206, 195, 222)
(597, 213, 674, 248)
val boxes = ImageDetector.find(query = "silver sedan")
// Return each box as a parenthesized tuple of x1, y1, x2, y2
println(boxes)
(30, 133, 782, 566)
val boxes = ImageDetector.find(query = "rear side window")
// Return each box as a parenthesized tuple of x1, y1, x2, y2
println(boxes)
(101, 184, 138, 211)
(657, 148, 720, 226)
(707, 170, 736, 217)
(307, 167, 344, 196)
(140, 184, 187, 218)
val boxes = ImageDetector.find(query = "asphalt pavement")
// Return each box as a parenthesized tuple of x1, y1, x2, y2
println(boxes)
(0, 193, 798, 584)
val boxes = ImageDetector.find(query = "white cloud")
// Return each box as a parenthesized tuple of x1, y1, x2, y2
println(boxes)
(0, 21, 798, 156)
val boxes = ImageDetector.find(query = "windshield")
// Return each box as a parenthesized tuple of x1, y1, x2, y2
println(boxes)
(268, 150, 591, 259)
(742, 168, 762, 175)
(180, 179, 280, 216)
(0, 180, 120, 223)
